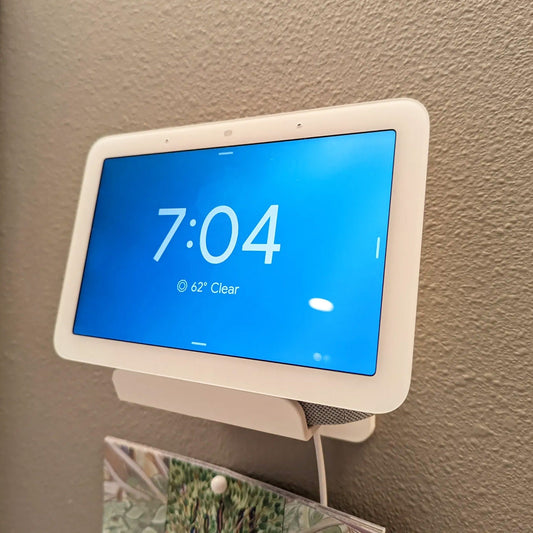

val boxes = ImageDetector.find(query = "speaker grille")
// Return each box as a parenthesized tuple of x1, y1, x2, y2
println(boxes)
(298, 402, 371, 427)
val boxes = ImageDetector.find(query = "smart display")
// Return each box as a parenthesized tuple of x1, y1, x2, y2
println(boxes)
(54, 100, 430, 413)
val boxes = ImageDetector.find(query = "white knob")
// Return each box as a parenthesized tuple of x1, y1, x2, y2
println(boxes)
(210, 475, 228, 495)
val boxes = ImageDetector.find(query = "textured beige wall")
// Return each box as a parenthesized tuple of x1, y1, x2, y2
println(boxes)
(1, 1, 531, 531)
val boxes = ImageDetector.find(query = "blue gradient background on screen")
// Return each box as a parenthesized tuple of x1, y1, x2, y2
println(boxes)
(74, 130, 396, 375)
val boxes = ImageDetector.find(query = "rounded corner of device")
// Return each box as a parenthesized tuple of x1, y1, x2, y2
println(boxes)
(399, 97, 428, 114)
(379, 379, 412, 414)
(87, 136, 105, 155)
(394, 98, 430, 132)
(53, 331, 65, 360)
(86, 134, 115, 161)
(53, 323, 71, 362)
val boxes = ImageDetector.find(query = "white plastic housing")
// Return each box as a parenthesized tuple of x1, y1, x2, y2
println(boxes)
(113, 370, 376, 443)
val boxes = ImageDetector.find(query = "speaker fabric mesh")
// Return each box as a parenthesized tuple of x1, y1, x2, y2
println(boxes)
(298, 402, 371, 427)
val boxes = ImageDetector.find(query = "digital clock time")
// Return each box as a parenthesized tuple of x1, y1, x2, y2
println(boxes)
(153, 204, 280, 265)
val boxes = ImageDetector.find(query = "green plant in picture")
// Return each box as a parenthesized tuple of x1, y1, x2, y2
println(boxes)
(102, 441, 169, 533)
(165, 459, 285, 532)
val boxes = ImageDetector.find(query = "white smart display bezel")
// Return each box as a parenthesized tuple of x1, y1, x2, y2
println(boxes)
(54, 99, 429, 413)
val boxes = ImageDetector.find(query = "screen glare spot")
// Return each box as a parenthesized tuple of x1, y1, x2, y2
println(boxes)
(309, 298, 334, 312)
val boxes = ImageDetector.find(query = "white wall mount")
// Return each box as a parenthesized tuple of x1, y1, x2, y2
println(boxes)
(113, 370, 375, 444)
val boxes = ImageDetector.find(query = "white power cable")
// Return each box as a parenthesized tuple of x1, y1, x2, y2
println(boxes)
(313, 430, 328, 506)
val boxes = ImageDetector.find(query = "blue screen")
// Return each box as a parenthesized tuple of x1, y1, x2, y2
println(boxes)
(74, 130, 396, 376)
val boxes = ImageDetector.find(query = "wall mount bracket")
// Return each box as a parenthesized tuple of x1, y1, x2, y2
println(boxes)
(112, 370, 375, 444)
